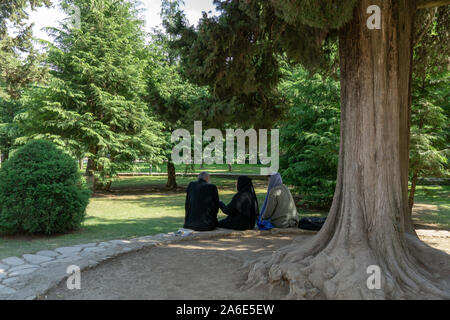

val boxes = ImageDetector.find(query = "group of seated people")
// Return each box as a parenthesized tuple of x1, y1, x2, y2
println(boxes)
(184, 171, 299, 231)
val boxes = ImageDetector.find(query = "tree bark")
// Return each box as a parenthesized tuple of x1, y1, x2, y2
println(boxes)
(417, 0, 450, 9)
(167, 160, 177, 189)
(244, 0, 450, 299)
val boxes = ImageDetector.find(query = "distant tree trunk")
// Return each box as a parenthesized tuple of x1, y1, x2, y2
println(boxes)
(167, 160, 177, 189)
(2, 150, 9, 162)
(87, 147, 111, 192)
(0, 151, 5, 167)
(79, 159, 83, 171)
(94, 161, 112, 192)
(408, 172, 419, 215)
(85, 158, 94, 177)
(245, 0, 449, 299)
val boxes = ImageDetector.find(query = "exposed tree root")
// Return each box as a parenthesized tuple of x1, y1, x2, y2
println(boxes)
(242, 231, 450, 300)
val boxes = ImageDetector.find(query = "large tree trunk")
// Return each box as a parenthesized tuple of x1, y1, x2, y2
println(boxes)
(244, 0, 450, 299)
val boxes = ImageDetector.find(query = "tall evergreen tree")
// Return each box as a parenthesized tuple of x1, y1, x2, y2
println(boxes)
(23, 0, 164, 191)
(168, 0, 450, 299)
(146, 0, 247, 188)
(279, 66, 340, 209)
(0, 0, 50, 163)
(409, 75, 448, 213)
(0, 0, 50, 99)
(408, 7, 450, 212)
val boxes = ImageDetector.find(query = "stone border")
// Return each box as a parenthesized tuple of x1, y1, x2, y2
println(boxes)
(0, 228, 313, 300)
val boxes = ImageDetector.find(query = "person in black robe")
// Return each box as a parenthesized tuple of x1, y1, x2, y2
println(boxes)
(184, 172, 219, 231)
(218, 176, 258, 230)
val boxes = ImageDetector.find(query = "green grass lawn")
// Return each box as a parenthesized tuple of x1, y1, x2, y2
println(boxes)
(0, 175, 269, 260)
(411, 185, 450, 230)
(81, 163, 264, 175)
(0, 176, 448, 260)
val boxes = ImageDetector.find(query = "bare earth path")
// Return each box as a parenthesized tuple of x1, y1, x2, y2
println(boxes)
(42, 230, 449, 300)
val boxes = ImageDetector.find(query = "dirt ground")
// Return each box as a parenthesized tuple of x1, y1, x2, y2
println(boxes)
(41, 230, 450, 300)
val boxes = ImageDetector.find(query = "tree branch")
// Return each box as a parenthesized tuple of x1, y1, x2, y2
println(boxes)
(414, 8, 437, 46)
(417, 0, 450, 9)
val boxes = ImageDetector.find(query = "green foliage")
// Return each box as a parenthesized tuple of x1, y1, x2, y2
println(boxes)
(0, 0, 50, 99)
(22, 0, 165, 190)
(165, 0, 289, 128)
(166, 0, 343, 118)
(279, 67, 340, 208)
(414, 7, 450, 80)
(0, 140, 90, 235)
(410, 73, 449, 183)
(0, 97, 24, 161)
(269, 0, 357, 29)
(0, 1, 50, 163)
(407, 6, 450, 208)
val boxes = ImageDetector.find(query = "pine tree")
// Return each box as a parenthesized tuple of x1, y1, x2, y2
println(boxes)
(279, 66, 340, 209)
(22, 0, 164, 191)
(0, 1, 50, 162)
(146, 1, 251, 188)
(408, 7, 450, 212)
(0, 0, 50, 99)
(409, 75, 449, 212)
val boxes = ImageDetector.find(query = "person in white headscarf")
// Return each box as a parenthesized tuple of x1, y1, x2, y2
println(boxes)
(258, 173, 299, 228)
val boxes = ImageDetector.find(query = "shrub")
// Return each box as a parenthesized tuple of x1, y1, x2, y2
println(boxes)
(0, 140, 91, 235)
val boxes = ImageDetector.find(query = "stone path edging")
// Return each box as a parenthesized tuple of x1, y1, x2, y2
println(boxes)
(0, 228, 313, 300)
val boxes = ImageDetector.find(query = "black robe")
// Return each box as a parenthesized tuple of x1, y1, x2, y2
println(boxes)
(184, 178, 219, 231)
(218, 176, 258, 230)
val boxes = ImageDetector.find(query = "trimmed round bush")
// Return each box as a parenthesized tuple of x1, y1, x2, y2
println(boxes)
(0, 140, 91, 235)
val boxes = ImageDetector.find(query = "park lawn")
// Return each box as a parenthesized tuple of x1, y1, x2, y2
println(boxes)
(80, 163, 264, 175)
(411, 185, 450, 230)
(134, 163, 264, 174)
(0, 176, 267, 260)
(0, 177, 448, 260)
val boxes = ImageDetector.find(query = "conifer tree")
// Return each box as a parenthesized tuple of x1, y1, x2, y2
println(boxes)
(23, 0, 164, 191)
(0, 0, 50, 162)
